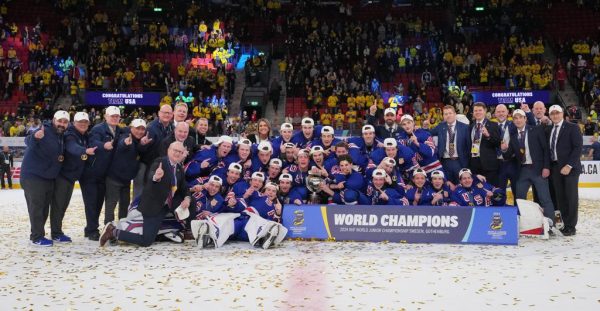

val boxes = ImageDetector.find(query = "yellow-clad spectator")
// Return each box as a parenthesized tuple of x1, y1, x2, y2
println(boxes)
(327, 94, 338, 109)
(141, 60, 151, 72)
(334, 110, 345, 130)
(192, 105, 202, 118)
(347, 95, 356, 110)
(355, 93, 366, 110)
(7, 47, 16, 59)
(320, 110, 332, 126)
(124, 69, 135, 82)
(346, 108, 357, 134)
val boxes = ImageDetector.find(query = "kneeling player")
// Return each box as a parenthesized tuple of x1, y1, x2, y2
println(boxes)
(451, 169, 502, 206)
(364, 169, 408, 205)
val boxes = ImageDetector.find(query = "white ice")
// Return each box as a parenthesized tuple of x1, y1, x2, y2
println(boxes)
(0, 189, 599, 310)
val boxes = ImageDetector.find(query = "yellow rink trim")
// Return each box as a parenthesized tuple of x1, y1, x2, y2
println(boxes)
(320, 205, 333, 239)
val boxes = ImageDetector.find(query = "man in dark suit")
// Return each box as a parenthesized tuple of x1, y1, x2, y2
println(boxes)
(494, 104, 519, 202)
(469, 102, 501, 186)
(425, 105, 471, 184)
(503, 109, 555, 221)
(100, 141, 192, 247)
(1, 145, 14, 189)
(547, 105, 583, 236)
(367, 106, 404, 141)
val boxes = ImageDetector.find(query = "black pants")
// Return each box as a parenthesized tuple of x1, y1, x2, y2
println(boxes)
(50, 175, 75, 238)
(104, 176, 131, 224)
(21, 177, 54, 241)
(551, 164, 579, 230)
(0, 164, 11, 188)
(470, 157, 499, 187)
(116, 207, 167, 247)
(80, 178, 106, 236)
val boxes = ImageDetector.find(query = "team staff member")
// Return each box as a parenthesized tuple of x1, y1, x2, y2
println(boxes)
(159, 122, 195, 163)
(51, 112, 96, 243)
(104, 119, 150, 225)
(21, 110, 69, 246)
(469, 102, 501, 186)
(424, 105, 471, 184)
(367, 106, 404, 141)
(100, 142, 192, 247)
(81, 106, 124, 241)
(494, 104, 519, 201)
(548, 105, 582, 236)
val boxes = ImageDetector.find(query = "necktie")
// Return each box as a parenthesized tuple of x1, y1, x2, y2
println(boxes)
(474, 123, 482, 142)
(550, 125, 559, 161)
(519, 130, 526, 163)
(536, 120, 541, 126)
(448, 125, 455, 157)
(167, 164, 177, 208)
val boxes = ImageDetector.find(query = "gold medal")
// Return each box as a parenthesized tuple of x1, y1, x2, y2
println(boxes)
(449, 143, 455, 149)
(81, 154, 88, 160)
(58, 155, 64, 162)
(520, 148, 525, 155)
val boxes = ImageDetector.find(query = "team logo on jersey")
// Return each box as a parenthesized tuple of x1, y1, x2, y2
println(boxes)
(490, 212, 503, 230)
(293, 210, 304, 226)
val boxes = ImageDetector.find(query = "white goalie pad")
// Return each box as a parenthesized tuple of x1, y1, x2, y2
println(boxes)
(206, 213, 240, 248)
(516, 199, 551, 239)
(244, 213, 288, 248)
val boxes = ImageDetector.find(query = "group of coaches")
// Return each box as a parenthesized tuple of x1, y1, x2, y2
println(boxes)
(20, 99, 582, 246)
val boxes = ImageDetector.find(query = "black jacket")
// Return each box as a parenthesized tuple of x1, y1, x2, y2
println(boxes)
(469, 119, 501, 169)
(504, 125, 550, 174)
(138, 157, 190, 217)
(550, 121, 583, 174)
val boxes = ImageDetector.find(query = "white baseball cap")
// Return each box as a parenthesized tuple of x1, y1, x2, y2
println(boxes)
(383, 138, 397, 148)
(257, 141, 273, 153)
(53, 110, 70, 121)
(130, 118, 147, 128)
(549, 105, 563, 114)
(215, 135, 233, 146)
(269, 158, 282, 167)
(279, 173, 293, 182)
(400, 114, 414, 123)
(362, 125, 375, 133)
(284, 142, 295, 149)
(280, 123, 293, 131)
(208, 175, 223, 186)
(384, 108, 396, 116)
(310, 145, 324, 155)
(512, 109, 526, 117)
(301, 118, 314, 126)
(412, 168, 426, 177)
(372, 169, 387, 178)
(251, 171, 265, 181)
(238, 138, 252, 147)
(74, 112, 89, 122)
(383, 157, 396, 166)
(459, 168, 473, 178)
(228, 162, 242, 173)
(106, 106, 121, 116)
(321, 126, 334, 135)
(431, 170, 445, 179)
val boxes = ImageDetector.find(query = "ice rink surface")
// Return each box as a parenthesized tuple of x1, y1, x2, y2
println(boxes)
(1, 189, 599, 310)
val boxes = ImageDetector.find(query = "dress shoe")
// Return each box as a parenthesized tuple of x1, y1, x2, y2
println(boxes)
(560, 227, 576, 236)
(86, 232, 100, 241)
(99, 223, 116, 247)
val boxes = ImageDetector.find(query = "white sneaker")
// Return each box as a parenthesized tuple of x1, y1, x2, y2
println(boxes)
(261, 224, 280, 249)
(163, 232, 183, 243)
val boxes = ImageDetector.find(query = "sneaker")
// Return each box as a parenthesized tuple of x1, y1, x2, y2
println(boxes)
(554, 211, 565, 230)
(99, 223, 116, 247)
(262, 224, 280, 250)
(31, 237, 53, 247)
(52, 235, 72, 243)
(163, 232, 184, 244)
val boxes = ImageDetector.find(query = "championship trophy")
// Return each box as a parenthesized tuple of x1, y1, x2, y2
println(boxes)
(306, 171, 324, 204)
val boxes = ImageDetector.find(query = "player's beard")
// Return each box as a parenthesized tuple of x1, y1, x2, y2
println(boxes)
(55, 125, 66, 134)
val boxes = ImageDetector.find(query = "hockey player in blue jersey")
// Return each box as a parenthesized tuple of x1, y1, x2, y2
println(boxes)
(310, 126, 340, 160)
(240, 171, 266, 204)
(429, 170, 453, 206)
(319, 155, 366, 205)
(249, 141, 273, 175)
(266, 158, 283, 184)
(286, 149, 311, 188)
(364, 169, 408, 205)
(347, 124, 382, 161)
(371, 138, 418, 176)
(277, 173, 307, 205)
(191, 175, 226, 220)
(221, 138, 253, 178)
(187, 135, 234, 180)
(399, 114, 443, 175)
(271, 123, 294, 158)
(373, 156, 407, 196)
(190, 182, 287, 249)
(405, 168, 435, 206)
(291, 117, 320, 149)
(451, 169, 495, 206)
(309, 146, 331, 180)
(281, 143, 297, 170)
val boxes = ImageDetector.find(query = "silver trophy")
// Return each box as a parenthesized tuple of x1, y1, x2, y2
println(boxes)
(306, 172, 324, 204)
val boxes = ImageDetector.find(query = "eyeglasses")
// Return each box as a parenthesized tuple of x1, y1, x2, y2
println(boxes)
(172, 149, 186, 154)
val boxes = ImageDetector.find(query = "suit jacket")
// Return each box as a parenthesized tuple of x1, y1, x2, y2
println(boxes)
(469, 119, 501, 169)
(551, 121, 583, 174)
(429, 121, 471, 168)
(367, 114, 405, 141)
(504, 125, 550, 174)
(138, 156, 191, 217)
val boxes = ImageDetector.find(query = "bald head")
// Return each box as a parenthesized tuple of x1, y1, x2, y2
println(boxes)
(174, 122, 189, 141)
(168, 141, 187, 163)
(532, 101, 546, 119)
(494, 104, 508, 122)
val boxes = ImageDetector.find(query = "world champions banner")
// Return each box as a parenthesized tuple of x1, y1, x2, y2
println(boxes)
(282, 205, 518, 245)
